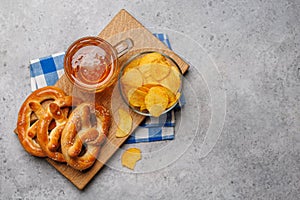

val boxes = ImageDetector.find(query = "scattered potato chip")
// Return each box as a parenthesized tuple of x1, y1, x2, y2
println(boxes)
(116, 128, 128, 138)
(121, 148, 142, 170)
(116, 109, 132, 138)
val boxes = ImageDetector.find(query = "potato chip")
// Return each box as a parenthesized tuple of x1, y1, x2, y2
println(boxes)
(121, 68, 144, 88)
(148, 104, 165, 117)
(116, 128, 128, 138)
(148, 86, 180, 109)
(145, 87, 169, 108)
(167, 92, 181, 108)
(140, 103, 147, 112)
(139, 85, 151, 93)
(144, 76, 159, 85)
(142, 84, 157, 90)
(137, 64, 152, 80)
(150, 63, 171, 81)
(124, 57, 143, 73)
(115, 109, 132, 138)
(139, 52, 166, 65)
(145, 86, 169, 117)
(121, 148, 141, 170)
(128, 88, 148, 107)
(171, 65, 181, 73)
(159, 67, 181, 94)
(157, 86, 176, 102)
(121, 84, 134, 98)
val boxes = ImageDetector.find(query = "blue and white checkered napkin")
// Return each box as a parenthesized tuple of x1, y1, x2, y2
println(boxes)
(29, 33, 185, 144)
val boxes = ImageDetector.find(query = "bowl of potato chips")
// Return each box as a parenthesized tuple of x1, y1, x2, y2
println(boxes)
(119, 51, 182, 117)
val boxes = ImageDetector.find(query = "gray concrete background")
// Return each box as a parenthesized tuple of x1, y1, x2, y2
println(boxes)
(1, 0, 300, 199)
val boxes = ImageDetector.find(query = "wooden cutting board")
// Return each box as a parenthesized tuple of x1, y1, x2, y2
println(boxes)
(46, 9, 189, 189)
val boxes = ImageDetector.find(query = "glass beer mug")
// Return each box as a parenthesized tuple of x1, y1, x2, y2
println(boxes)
(64, 36, 133, 93)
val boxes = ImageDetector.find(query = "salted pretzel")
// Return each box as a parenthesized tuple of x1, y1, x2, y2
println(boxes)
(36, 96, 83, 162)
(61, 103, 110, 171)
(17, 86, 66, 157)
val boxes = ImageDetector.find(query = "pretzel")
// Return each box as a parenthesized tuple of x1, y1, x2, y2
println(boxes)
(61, 103, 110, 171)
(17, 86, 66, 157)
(36, 96, 83, 162)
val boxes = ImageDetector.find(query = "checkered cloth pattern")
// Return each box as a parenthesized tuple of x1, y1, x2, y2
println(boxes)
(29, 33, 185, 143)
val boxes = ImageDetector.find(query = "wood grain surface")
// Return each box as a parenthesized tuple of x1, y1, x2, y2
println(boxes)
(47, 9, 189, 189)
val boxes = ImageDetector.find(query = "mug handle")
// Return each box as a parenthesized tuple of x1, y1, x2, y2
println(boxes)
(113, 38, 134, 57)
